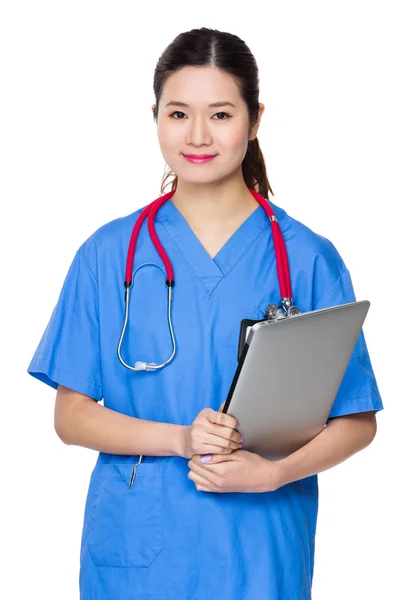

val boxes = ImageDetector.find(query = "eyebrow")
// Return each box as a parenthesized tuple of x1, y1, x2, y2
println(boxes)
(164, 101, 236, 109)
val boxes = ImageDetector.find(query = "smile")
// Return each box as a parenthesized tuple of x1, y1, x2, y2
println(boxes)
(183, 155, 217, 164)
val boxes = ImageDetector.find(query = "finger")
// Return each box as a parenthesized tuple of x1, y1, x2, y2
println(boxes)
(203, 430, 242, 452)
(189, 453, 234, 467)
(188, 470, 215, 492)
(190, 454, 216, 466)
(195, 484, 213, 492)
(187, 462, 220, 489)
(218, 403, 241, 435)
(209, 409, 240, 434)
(217, 422, 242, 444)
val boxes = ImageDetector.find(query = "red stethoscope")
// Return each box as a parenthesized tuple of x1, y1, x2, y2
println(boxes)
(117, 187, 301, 372)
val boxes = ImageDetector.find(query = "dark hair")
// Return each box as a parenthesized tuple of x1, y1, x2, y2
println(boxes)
(152, 27, 274, 199)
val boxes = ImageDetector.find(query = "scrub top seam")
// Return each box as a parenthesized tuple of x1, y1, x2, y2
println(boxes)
(328, 394, 383, 418)
(206, 221, 271, 299)
(30, 356, 103, 394)
(79, 242, 104, 385)
(313, 267, 349, 309)
(155, 218, 224, 293)
(80, 248, 98, 283)
(214, 218, 270, 273)
(334, 392, 381, 402)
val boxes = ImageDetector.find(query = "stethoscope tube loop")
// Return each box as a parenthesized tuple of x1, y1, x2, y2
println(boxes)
(117, 281, 176, 371)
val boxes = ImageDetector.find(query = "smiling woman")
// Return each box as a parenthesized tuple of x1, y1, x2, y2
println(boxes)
(26, 26, 383, 600)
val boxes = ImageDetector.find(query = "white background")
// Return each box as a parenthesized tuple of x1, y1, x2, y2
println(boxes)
(2, 1, 417, 598)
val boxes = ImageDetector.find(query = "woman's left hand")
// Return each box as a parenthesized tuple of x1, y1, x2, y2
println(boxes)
(187, 449, 278, 493)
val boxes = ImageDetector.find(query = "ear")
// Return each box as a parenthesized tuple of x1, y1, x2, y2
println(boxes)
(249, 103, 265, 141)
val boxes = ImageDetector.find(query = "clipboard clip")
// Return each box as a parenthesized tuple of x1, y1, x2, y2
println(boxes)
(264, 303, 287, 321)
(237, 301, 302, 363)
(266, 300, 302, 320)
(264, 298, 302, 321)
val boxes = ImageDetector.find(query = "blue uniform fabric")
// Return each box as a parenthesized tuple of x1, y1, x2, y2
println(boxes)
(27, 197, 384, 600)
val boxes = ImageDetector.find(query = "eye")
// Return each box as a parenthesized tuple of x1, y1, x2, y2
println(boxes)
(213, 112, 231, 120)
(168, 111, 231, 120)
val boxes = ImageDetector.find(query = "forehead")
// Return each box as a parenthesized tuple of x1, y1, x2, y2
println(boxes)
(161, 66, 242, 107)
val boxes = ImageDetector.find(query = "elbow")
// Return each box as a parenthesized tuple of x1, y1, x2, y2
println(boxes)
(334, 411, 378, 449)
(54, 402, 76, 445)
(368, 418, 378, 445)
(361, 412, 378, 448)
(54, 418, 72, 445)
(54, 385, 89, 445)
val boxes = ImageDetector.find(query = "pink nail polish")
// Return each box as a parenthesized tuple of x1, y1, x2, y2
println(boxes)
(200, 455, 212, 463)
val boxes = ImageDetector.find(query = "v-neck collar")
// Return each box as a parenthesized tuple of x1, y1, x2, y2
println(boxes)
(155, 197, 285, 294)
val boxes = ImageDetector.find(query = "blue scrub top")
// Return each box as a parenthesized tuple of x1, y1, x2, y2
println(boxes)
(27, 197, 384, 600)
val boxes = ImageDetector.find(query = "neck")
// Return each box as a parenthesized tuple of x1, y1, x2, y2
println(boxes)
(170, 172, 260, 230)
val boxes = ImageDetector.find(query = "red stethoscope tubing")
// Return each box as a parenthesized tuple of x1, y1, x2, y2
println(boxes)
(124, 187, 293, 302)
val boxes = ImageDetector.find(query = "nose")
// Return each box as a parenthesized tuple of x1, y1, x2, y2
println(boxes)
(185, 115, 213, 147)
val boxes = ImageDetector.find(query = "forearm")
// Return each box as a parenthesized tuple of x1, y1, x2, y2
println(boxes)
(58, 399, 186, 458)
(272, 412, 377, 490)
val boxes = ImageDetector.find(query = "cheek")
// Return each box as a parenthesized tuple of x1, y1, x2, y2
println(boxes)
(157, 125, 183, 169)
(219, 125, 250, 157)
(228, 130, 248, 148)
(157, 124, 179, 152)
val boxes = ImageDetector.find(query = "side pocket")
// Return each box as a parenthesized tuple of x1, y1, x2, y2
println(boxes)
(88, 462, 164, 568)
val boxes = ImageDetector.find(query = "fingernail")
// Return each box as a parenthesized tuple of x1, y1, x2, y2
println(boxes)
(240, 435, 244, 443)
(237, 422, 240, 428)
(238, 442, 243, 448)
(200, 455, 212, 463)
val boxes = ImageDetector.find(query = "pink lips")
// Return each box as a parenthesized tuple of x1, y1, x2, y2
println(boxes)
(183, 154, 217, 164)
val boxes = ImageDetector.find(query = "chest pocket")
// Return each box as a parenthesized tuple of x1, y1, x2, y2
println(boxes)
(88, 462, 164, 568)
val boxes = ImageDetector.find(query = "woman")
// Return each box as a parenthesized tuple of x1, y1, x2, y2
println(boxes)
(27, 27, 383, 600)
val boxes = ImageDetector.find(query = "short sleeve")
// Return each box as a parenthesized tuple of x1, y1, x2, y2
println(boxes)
(27, 244, 103, 401)
(313, 268, 384, 419)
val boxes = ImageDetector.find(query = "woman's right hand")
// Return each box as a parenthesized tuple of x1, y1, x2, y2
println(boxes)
(181, 401, 242, 459)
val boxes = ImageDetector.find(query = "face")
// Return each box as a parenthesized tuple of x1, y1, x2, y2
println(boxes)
(152, 66, 264, 185)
